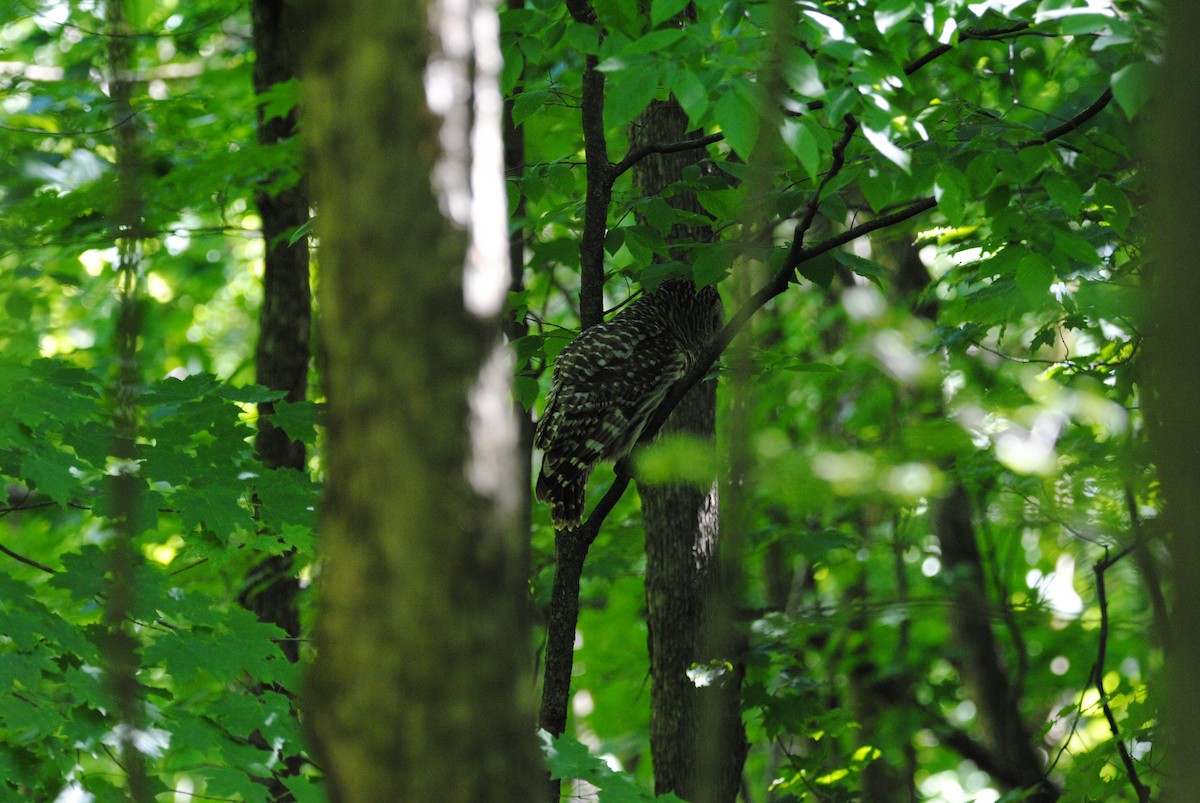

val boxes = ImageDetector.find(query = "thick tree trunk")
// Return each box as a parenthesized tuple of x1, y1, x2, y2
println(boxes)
(301, 0, 540, 799)
(1148, 2, 1200, 798)
(633, 98, 747, 803)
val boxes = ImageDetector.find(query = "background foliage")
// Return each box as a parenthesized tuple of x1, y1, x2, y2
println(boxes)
(0, 0, 1160, 800)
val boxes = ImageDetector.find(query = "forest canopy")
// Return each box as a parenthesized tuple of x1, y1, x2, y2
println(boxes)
(0, 0, 1172, 801)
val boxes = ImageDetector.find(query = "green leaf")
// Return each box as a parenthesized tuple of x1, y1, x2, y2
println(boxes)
(542, 731, 686, 801)
(799, 252, 836, 289)
(672, 69, 709, 125)
(1043, 172, 1082, 214)
(859, 170, 895, 213)
(626, 29, 686, 55)
(1111, 62, 1153, 120)
(780, 118, 821, 182)
(713, 88, 759, 160)
(651, 0, 689, 26)
(874, 0, 915, 34)
(259, 78, 301, 123)
(50, 547, 107, 600)
(965, 151, 998, 195)
(692, 244, 731, 288)
(833, 251, 886, 286)
(513, 375, 540, 410)
(861, 124, 910, 173)
(4, 292, 32, 320)
(605, 66, 661, 128)
(512, 89, 551, 126)
(1015, 253, 1055, 304)
(286, 217, 315, 247)
(270, 400, 324, 444)
(783, 52, 825, 99)
(1057, 13, 1115, 36)
(20, 451, 79, 506)
(935, 166, 970, 226)
(501, 42, 524, 94)
(565, 22, 600, 54)
(1053, 229, 1101, 265)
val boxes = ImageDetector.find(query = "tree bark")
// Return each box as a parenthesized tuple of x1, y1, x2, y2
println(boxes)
(301, 0, 540, 799)
(936, 485, 1059, 801)
(1148, 2, 1200, 798)
(633, 98, 747, 803)
(242, 0, 310, 667)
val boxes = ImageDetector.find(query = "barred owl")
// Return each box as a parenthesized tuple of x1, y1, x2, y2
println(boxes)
(534, 281, 723, 530)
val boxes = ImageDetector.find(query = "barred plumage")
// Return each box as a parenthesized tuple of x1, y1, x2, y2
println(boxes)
(534, 281, 723, 530)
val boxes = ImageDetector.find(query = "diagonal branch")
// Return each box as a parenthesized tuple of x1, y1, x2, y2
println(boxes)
(1092, 548, 1153, 803)
(575, 54, 1119, 533)
(0, 541, 57, 574)
(1019, 87, 1113, 149)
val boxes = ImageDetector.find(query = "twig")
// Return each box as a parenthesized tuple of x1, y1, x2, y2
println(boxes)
(1019, 88, 1113, 149)
(1125, 484, 1172, 652)
(1092, 548, 1152, 803)
(905, 23, 1036, 77)
(784, 116, 859, 269)
(612, 132, 725, 179)
(0, 111, 140, 137)
(0, 542, 56, 574)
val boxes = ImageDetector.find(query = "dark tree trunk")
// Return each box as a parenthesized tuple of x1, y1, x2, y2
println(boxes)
(502, 0, 535, 549)
(301, 0, 541, 798)
(633, 98, 747, 803)
(937, 485, 1059, 801)
(242, 0, 310, 664)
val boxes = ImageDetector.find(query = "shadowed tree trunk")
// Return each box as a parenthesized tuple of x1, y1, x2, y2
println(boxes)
(301, 0, 541, 798)
(241, 0, 310, 665)
(1148, 2, 1200, 799)
(937, 484, 1059, 801)
(633, 98, 747, 803)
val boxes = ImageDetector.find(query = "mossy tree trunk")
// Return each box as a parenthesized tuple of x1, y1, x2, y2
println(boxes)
(301, 0, 541, 799)
(1149, 2, 1200, 799)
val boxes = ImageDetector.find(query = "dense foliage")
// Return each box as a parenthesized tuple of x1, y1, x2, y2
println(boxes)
(0, 0, 1160, 800)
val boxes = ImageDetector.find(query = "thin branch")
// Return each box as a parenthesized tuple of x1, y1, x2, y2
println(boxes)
(905, 22, 1036, 77)
(0, 111, 140, 137)
(13, 0, 244, 40)
(612, 132, 725, 180)
(1019, 88, 1113, 149)
(1125, 484, 1172, 652)
(784, 116, 859, 268)
(0, 542, 57, 574)
(0, 500, 60, 515)
(1092, 548, 1152, 803)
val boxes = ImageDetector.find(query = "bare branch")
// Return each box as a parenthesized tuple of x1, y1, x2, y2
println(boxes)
(0, 542, 56, 574)
(612, 132, 725, 180)
(1020, 88, 1114, 149)
(1092, 549, 1153, 803)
